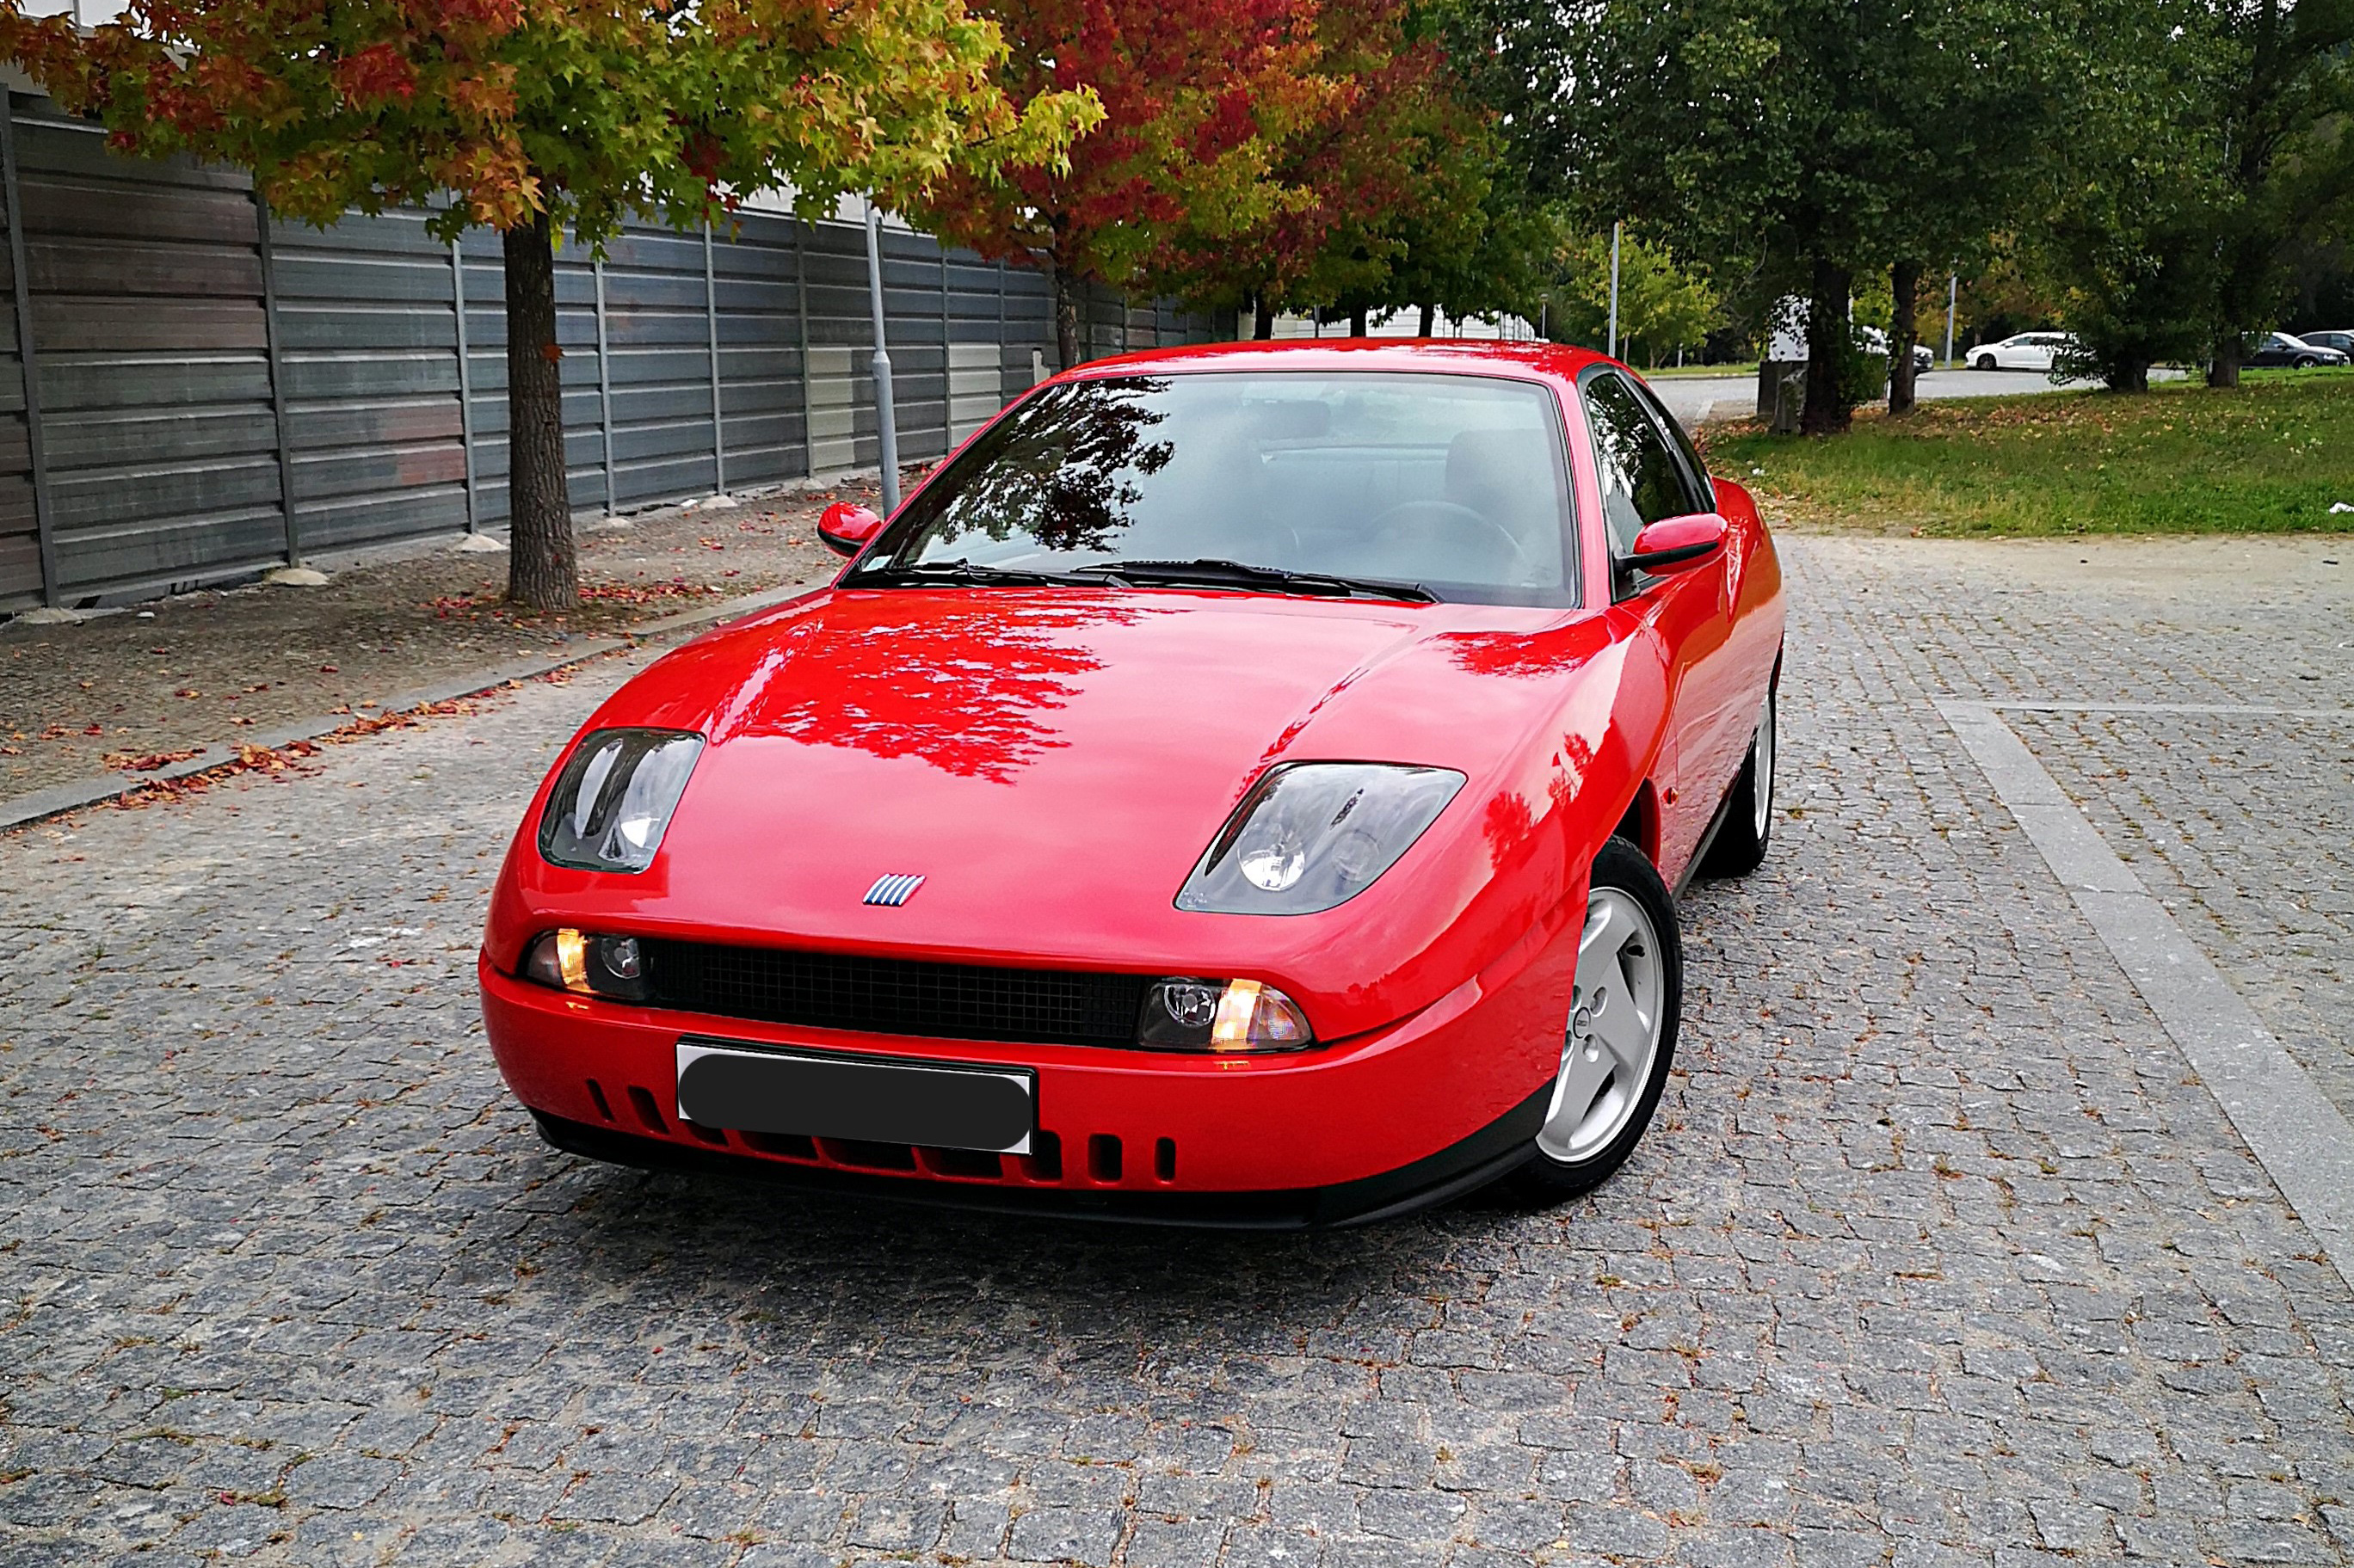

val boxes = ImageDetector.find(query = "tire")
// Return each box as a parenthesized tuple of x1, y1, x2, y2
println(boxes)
(1701, 683, 1777, 878)
(1975, 353, 1997, 371)
(2295, 355, 2318, 369)
(1507, 836, 1683, 1204)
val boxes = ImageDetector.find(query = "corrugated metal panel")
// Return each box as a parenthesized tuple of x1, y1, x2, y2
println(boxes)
(15, 102, 284, 600)
(267, 206, 468, 552)
(0, 108, 40, 612)
(712, 212, 804, 489)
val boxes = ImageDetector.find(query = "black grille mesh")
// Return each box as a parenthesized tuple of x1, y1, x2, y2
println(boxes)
(640, 940, 1154, 1048)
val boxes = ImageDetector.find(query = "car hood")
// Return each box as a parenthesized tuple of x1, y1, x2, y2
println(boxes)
(503, 586, 1638, 1028)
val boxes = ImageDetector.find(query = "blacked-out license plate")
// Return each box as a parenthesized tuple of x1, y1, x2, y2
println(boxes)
(674, 1040, 1034, 1154)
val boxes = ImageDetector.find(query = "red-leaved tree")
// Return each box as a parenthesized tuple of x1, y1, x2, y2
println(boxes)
(908, 0, 1350, 369)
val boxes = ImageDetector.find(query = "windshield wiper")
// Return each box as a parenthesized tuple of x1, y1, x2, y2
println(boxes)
(1074, 557, 1436, 603)
(853, 557, 1099, 589)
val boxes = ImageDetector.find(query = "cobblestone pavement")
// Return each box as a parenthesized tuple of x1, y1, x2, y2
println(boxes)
(1805, 535, 2354, 1125)
(3, 537, 2350, 1568)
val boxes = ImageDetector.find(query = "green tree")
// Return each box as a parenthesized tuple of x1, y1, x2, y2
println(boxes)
(1482, 0, 2070, 433)
(2195, 0, 2354, 384)
(2, 0, 1092, 608)
(1535, 224, 1722, 366)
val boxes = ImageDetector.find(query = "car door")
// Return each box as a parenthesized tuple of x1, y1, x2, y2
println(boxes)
(1581, 368, 1735, 882)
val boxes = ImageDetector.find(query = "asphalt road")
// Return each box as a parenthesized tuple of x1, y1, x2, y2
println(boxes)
(1648, 367, 2185, 425)
(2, 536, 2349, 1566)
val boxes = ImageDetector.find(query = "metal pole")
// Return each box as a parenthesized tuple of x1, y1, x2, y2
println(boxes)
(254, 193, 300, 566)
(1606, 222, 1622, 360)
(0, 101, 59, 606)
(864, 205, 901, 515)
(593, 253, 615, 513)
(704, 220, 724, 495)
(1944, 272, 1958, 366)
(794, 220, 814, 478)
(451, 236, 482, 535)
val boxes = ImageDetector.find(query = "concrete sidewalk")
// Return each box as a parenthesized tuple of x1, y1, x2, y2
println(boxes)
(3, 480, 870, 811)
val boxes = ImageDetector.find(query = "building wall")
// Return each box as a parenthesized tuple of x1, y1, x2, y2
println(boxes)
(0, 93, 1236, 612)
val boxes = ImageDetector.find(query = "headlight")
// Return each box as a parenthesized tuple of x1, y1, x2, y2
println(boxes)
(538, 729, 703, 873)
(1176, 762, 1465, 914)
(1137, 976, 1314, 1051)
(521, 928, 651, 1002)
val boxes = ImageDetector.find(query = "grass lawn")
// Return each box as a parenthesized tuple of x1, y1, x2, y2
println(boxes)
(1643, 360, 1760, 379)
(1703, 369, 2354, 535)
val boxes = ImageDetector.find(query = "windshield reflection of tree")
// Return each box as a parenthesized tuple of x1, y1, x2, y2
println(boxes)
(719, 598, 1153, 784)
(915, 379, 1175, 558)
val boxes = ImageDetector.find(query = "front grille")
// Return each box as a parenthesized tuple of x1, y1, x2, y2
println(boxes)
(639, 939, 1155, 1048)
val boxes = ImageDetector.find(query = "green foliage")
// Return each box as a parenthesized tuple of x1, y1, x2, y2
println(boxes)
(1711, 372, 2354, 534)
(1535, 224, 1722, 364)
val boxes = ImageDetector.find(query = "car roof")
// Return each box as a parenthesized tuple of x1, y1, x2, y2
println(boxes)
(1051, 338, 1617, 383)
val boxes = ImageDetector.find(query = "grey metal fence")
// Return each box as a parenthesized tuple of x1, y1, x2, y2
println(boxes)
(0, 90, 1236, 613)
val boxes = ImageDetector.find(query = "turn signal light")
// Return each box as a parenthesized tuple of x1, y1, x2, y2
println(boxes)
(523, 928, 650, 1003)
(1137, 977, 1313, 1052)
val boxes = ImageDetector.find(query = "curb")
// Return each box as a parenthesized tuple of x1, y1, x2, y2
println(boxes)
(0, 580, 814, 834)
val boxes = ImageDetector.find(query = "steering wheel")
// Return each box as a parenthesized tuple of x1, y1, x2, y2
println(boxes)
(1364, 500, 1531, 579)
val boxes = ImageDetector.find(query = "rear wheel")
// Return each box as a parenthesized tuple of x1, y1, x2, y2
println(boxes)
(1509, 837, 1681, 1204)
(1701, 683, 1776, 877)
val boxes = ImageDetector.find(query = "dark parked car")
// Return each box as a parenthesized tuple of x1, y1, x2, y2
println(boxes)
(2244, 331, 2351, 369)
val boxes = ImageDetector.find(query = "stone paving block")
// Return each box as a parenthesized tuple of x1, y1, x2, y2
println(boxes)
(3, 539, 2352, 1568)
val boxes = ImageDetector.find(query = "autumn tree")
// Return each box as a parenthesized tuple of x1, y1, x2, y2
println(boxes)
(1149, 0, 1490, 336)
(0, 0, 1094, 608)
(909, 0, 1343, 368)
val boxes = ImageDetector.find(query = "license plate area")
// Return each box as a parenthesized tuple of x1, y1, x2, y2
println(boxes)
(675, 1039, 1033, 1154)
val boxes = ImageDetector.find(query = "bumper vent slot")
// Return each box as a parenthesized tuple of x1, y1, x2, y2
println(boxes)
(638, 940, 1154, 1048)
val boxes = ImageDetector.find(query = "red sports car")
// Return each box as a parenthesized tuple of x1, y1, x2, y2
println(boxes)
(480, 341, 1784, 1226)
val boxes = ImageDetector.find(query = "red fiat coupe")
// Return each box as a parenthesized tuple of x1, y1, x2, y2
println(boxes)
(480, 341, 1784, 1226)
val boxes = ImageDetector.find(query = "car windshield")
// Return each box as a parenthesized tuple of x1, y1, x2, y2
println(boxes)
(850, 372, 1578, 606)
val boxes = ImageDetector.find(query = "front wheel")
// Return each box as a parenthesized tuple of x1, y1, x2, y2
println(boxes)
(2295, 355, 2318, 369)
(1508, 837, 1682, 1204)
(1701, 684, 1776, 877)
(1975, 353, 1997, 371)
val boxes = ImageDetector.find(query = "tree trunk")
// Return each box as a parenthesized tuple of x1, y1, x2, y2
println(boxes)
(1889, 258, 1920, 415)
(1417, 302, 1435, 336)
(2207, 331, 2241, 389)
(502, 212, 576, 612)
(1349, 305, 1367, 337)
(1799, 253, 1853, 437)
(1051, 260, 1081, 371)
(1253, 293, 1275, 340)
(2108, 360, 2151, 394)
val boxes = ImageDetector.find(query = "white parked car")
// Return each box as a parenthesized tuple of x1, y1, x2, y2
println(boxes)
(1970, 331, 2078, 371)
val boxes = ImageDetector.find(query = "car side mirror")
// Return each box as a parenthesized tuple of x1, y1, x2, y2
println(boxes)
(817, 501, 885, 558)
(1623, 513, 1727, 576)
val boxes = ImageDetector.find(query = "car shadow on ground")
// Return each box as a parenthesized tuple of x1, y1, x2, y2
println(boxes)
(514, 1144, 1563, 1344)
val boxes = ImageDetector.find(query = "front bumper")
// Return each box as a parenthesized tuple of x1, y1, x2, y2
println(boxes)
(479, 930, 1571, 1227)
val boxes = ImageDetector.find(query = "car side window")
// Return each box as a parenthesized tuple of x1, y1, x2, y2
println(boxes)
(1627, 377, 1715, 515)
(1582, 372, 1693, 575)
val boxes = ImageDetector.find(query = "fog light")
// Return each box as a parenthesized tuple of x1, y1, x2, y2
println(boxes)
(1137, 977, 1313, 1051)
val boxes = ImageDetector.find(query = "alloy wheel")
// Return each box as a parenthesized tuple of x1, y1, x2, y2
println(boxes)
(1536, 885, 1666, 1162)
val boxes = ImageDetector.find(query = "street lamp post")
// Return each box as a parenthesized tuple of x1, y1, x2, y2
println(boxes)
(1607, 222, 1622, 360)
(1944, 272, 1958, 367)
(864, 205, 902, 515)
